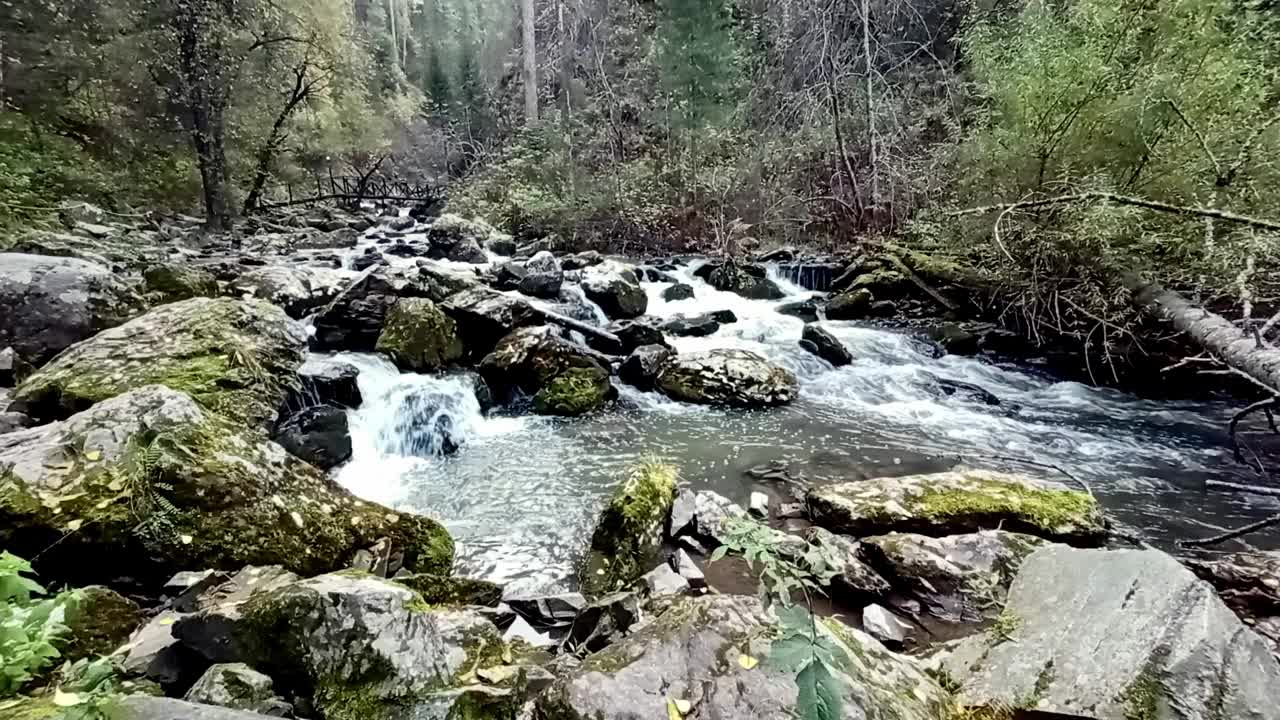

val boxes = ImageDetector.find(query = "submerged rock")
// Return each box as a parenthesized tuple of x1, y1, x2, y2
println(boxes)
(274, 405, 351, 469)
(143, 262, 220, 303)
(943, 546, 1280, 720)
(0, 385, 453, 582)
(9, 297, 305, 429)
(619, 344, 674, 391)
(583, 461, 678, 595)
(656, 349, 797, 408)
(537, 594, 952, 720)
(861, 530, 1043, 624)
(806, 469, 1106, 544)
(660, 313, 720, 337)
(0, 253, 147, 366)
(480, 326, 613, 415)
(800, 322, 852, 366)
(582, 263, 647, 319)
(375, 297, 464, 372)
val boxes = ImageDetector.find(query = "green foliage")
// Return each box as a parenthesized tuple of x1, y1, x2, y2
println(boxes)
(656, 0, 743, 131)
(0, 552, 79, 698)
(48, 657, 126, 720)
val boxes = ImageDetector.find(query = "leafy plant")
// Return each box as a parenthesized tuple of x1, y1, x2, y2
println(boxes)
(711, 517, 848, 720)
(49, 657, 127, 720)
(0, 552, 79, 698)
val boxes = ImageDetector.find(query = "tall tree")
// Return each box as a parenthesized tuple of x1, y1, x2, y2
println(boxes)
(521, 0, 538, 124)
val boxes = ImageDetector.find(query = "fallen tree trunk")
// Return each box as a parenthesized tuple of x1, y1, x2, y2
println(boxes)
(529, 305, 621, 350)
(1127, 275, 1280, 393)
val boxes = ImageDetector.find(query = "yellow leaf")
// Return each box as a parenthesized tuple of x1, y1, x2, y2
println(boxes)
(180, 534, 194, 545)
(85, 450, 102, 462)
(159, 617, 176, 626)
(53, 689, 83, 707)
(675, 699, 692, 714)
(666, 698, 684, 720)
(65, 519, 83, 532)
(738, 654, 759, 670)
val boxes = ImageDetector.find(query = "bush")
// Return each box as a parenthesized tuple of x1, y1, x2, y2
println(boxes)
(0, 551, 80, 697)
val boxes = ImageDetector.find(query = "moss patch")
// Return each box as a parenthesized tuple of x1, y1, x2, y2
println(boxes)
(581, 460, 678, 596)
(394, 574, 502, 607)
(142, 263, 219, 302)
(913, 480, 1097, 534)
(375, 298, 464, 372)
(533, 366, 610, 416)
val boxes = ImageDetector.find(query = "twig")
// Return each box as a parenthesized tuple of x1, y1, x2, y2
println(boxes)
(1205, 479, 1280, 498)
(962, 454, 1094, 498)
(1229, 397, 1280, 463)
(1179, 512, 1280, 548)
(947, 191, 1280, 232)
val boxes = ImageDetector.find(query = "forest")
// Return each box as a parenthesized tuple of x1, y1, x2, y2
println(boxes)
(2, 1, 1280, 720)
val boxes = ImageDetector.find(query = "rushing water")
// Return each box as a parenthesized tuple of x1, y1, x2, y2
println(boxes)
(331, 261, 1280, 594)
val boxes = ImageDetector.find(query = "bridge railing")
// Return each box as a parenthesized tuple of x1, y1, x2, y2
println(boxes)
(253, 172, 440, 210)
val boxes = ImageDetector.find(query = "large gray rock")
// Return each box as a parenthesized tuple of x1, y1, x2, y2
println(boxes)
(184, 663, 290, 715)
(173, 565, 301, 663)
(441, 287, 538, 357)
(581, 263, 647, 319)
(656, 349, 797, 408)
(424, 214, 498, 263)
(804, 528, 891, 599)
(143, 262, 220, 303)
(119, 696, 277, 720)
(229, 265, 343, 318)
(8, 297, 305, 429)
(806, 470, 1106, 544)
(0, 386, 453, 583)
(619, 344, 674, 391)
(943, 546, 1280, 720)
(479, 326, 613, 416)
(0, 253, 146, 365)
(240, 572, 508, 720)
(861, 530, 1044, 624)
(374, 297, 464, 372)
(537, 594, 952, 720)
(273, 405, 352, 469)
(801, 323, 853, 366)
(581, 461, 678, 595)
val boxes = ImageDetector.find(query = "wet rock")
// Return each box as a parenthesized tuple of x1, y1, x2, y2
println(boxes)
(441, 287, 538, 357)
(662, 283, 695, 301)
(386, 385, 472, 457)
(143, 263, 220, 303)
(485, 234, 518, 257)
(505, 592, 588, 629)
(289, 358, 362, 411)
(943, 546, 1280, 720)
(582, 263, 648, 319)
(537, 594, 953, 720)
(805, 528, 892, 599)
(230, 265, 342, 318)
(8, 297, 305, 429)
(800, 323, 852, 366)
(184, 663, 288, 715)
(493, 260, 527, 291)
(119, 696, 276, 720)
(669, 549, 706, 590)
(619, 344, 674, 392)
(240, 572, 503, 719)
(656, 349, 798, 408)
(701, 261, 786, 300)
(375, 297, 464, 372)
(0, 411, 33, 434)
(931, 376, 1001, 406)
(387, 215, 416, 231)
(0, 386, 453, 583)
(120, 610, 203, 688)
(562, 250, 603, 270)
(925, 322, 981, 355)
(825, 288, 873, 320)
(479, 326, 613, 415)
(0, 347, 33, 387)
(860, 530, 1043, 624)
(519, 271, 563, 299)
(63, 586, 144, 662)
(862, 604, 912, 647)
(709, 309, 738, 324)
(273, 405, 351, 469)
(1185, 551, 1280, 655)
(775, 297, 821, 322)
(640, 564, 690, 599)
(424, 213, 498, 263)
(394, 574, 503, 607)
(0, 253, 147, 366)
(806, 469, 1106, 544)
(583, 462, 678, 595)
(599, 319, 667, 356)
(660, 313, 720, 337)
(171, 566, 302, 664)
(563, 591, 642, 654)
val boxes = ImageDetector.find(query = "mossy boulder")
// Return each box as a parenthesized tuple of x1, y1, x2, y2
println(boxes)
(239, 572, 511, 720)
(375, 298, 465, 372)
(63, 586, 144, 661)
(8, 297, 305, 429)
(0, 385, 453, 584)
(656, 349, 797, 408)
(582, 461, 677, 596)
(394, 574, 503, 607)
(142, 263, 220, 303)
(441, 287, 538, 358)
(425, 214, 503, 264)
(825, 288, 873, 320)
(537, 594, 953, 720)
(581, 263, 648, 319)
(806, 470, 1106, 544)
(533, 366, 611, 416)
(479, 326, 614, 415)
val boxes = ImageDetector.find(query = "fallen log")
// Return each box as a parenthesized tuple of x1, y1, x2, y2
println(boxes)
(528, 305, 622, 351)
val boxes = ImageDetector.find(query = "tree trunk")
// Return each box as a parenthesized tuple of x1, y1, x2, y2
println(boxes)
(1129, 276, 1280, 392)
(861, 0, 878, 212)
(174, 1, 233, 231)
(520, 0, 538, 125)
(386, 0, 399, 70)
(243, 67, 314, 215)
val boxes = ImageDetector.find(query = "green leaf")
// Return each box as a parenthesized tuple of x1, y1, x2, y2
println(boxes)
(776, 605, 812, 636)
(709, 545, 729, 562)
(795, 658, 843, 720)
(767, 635, 813, 672)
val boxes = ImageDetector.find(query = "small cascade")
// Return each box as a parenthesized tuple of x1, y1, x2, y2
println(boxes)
(774, 263, 834, 292)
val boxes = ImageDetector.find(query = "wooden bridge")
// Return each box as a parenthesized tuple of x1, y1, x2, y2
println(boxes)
(254, 173, 441, 210)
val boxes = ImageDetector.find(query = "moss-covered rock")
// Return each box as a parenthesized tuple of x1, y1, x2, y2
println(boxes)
(582, 461, 677, 596)
(63, 586, 143, 661)
(375, 298, 465, 372)
(239, 572, 509, 720)
(656, 349, 797, 408)
(0, 385, 453, 584)
(479, 326, 614, 414)
(394, 574, 503, 607)
(825, 288, 873, 320)
(142, 263, 219, 303)
(8, 297, 305, 429)
(533, 366, 611, 416)
(806, 469, 1106, 544)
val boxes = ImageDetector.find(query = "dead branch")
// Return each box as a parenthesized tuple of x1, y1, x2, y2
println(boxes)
(1179, 512, 1280, 548)
(1205, 479, 1280, 498)
(1230, 398, 1280, 463)
(948, 191, 1280, 232)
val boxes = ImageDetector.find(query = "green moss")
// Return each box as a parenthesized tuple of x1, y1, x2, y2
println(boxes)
(986, 609, 1021, 645)
(375, 298, 464, 372)
(913, 478, 1099, 534)
(582, 460, 678, 595)
(394, 574, 502, 607)
(1119, 665, 1164, 720)
(533, 367, 610, 416)
(142, 263, 219, 302)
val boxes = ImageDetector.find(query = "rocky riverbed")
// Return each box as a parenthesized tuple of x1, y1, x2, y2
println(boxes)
(2, 202, 1279, 719)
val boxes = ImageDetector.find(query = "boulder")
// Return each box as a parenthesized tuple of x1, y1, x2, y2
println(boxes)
(656, 349, 798, 408)
(59, 201, 107, 227)
(800, 323, 852, 366)
(143, 263, 220, 303)
(804, 528, 891, 600)
(479, 326, 613, 415)
(581, 263, 647, 319)
(274, 405, 351, 469)
(806, 470, 1106, 544)
(943, 546, 1280, 720)
(862, 604, 912, 646)
(640, 563, 691, 599)
(229, 265, 341, 318)
(171, 565, 301, 664)
(1185, 551, 1280, 655)
(387, 215, 416, 231)
(394, 574, 504, 607)
(118, 696, 278, 720)
(424, 214, 498, 263)
(0, 253, 147, 366)
(925, 322, 981, 355)
(9, 297, 305, 429)
(709, 309, 738, 324)
(518, 271, 564, 299)
(441, 287, 538, 357)
(619, 344, 675, 391)
(120, 609, 205, 688)
(184, 663, 289, 715)
(0, 386, 453, 583)
(63, 586, 144, 661)
(486, 234, 518, 257)
(0, 347, 33, 387)
(860, 530, 1044, 624)
(288, 358, 362, 411)
(537, 594, 953, 720)
(505, 592, 587, 629)
(660, 313, 720, 337)
(776, 298, 821, 322)
(0, 411, 33, 434)
(311, 265, 462, 351)
(562, 591, 643, 654)
(240, 572, 508, 720)
(598, 319, 667, 356)
(701, 261, 785, 300)
(375, 298, 464, 372)
(662, 283, 695, 302)
(825, 288, 873, 320)
(582, 461, 678, 595)
(492, 260, 528, 291)
(562, 250, 602, 270)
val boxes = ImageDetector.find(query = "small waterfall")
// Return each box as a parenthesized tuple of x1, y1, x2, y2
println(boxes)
(774, 263, 834, 292)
